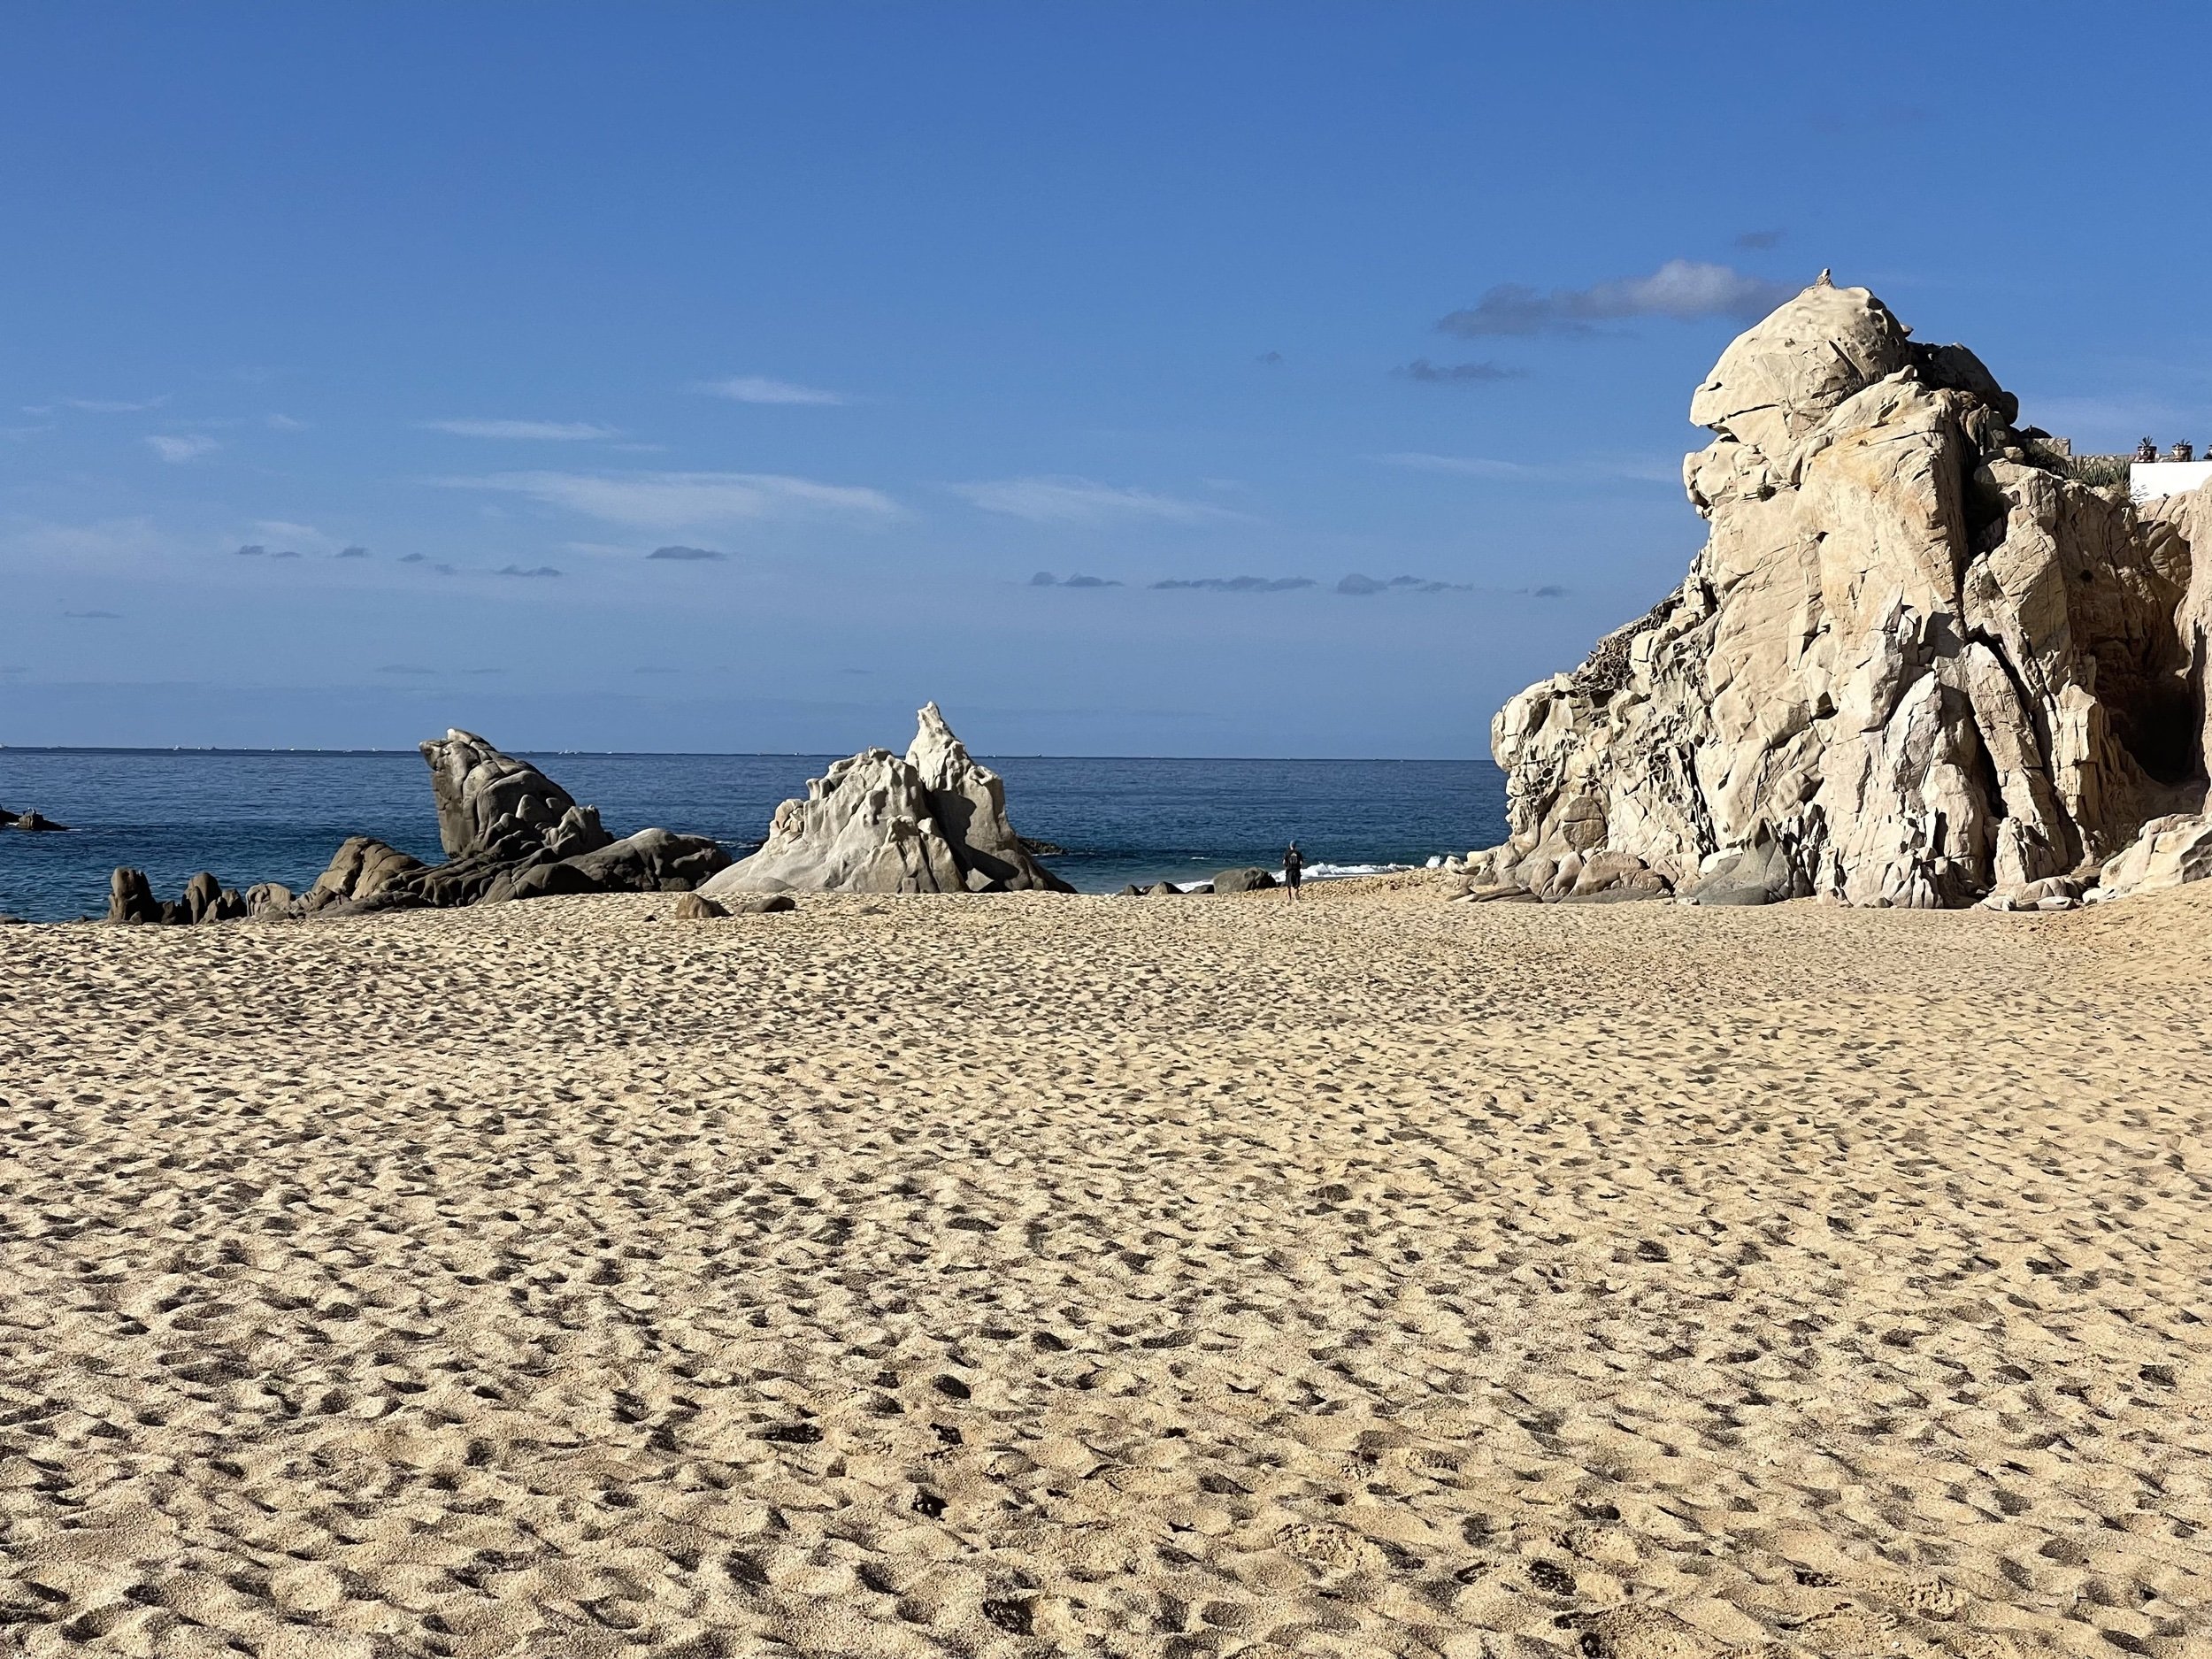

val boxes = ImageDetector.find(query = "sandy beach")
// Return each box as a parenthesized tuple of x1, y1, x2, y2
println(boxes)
(2, 880, 2207, 1659)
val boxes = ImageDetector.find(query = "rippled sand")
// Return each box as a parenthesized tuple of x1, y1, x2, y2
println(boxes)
(2, 879, 2208, 1658)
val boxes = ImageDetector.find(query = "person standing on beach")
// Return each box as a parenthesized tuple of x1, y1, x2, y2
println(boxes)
(1284, 841, 1304, 901)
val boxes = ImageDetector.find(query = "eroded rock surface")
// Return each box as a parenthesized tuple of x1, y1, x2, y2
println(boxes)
(704, 706, 1069, 896)
(421, 729, 593, 859)
(1474, 276, 2206, 909)
(907, 703, 1074, 893)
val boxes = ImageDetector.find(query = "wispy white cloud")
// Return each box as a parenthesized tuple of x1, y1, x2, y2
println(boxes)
(1439, 259, 1796, 337)
(695, 375, 846, 406)
(265, 413, 310, 431)
(436, 470, 901, 529)
(70, 395, 169, 413)
(146, 434, 219, 464)
(949, 475, 1250, 526)
(422, 418, 619, 441)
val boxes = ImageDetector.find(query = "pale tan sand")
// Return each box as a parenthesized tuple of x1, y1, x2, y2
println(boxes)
(2, 880, 2208, 1659)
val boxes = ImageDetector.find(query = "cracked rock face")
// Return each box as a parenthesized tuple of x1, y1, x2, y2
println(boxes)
(420, 728, 589, 860)
(906, 702, 1074, 894)
(703, 704, 1072, 896)
(1478, 277, 2205, 909)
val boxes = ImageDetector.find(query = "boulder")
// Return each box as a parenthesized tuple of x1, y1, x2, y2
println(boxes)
(906, 702, 1073, 892)
(671, 892, 727, 919)
(0, 806, 12, 826)
(562, 826, 731, 893)
(2086, 813, 2212, 902)
(1214, 867, 1277, 895)
(244, 883, 296, 919)
(703, 705, 1068, 896)
(12, 810, 68, 833)
(107, 868, 162, 926)
(1478, 274, 2205, 910)
(1145, 881, 1182, 897)
(726, 894, 796, 915)
(486, 859, 600, 902)
(180, 872, 222, 923)
(299, 837, 432, 914)
(419, 729, 612, 860)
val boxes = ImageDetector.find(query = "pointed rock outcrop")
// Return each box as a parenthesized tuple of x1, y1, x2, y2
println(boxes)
(702, 705, 1071, 895)
(1474, 279, 2204, 908)
(701, 747, 966, 895)
(907, 702, 1074, 893)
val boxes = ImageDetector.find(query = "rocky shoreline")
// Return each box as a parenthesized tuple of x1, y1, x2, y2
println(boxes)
(95, 704, 1083, 926)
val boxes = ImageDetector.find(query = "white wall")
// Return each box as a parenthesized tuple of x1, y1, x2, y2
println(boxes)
(2131, 460, 2212, 503)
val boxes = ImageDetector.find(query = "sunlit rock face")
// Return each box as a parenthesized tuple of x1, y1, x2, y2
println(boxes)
(1475, 275, 2203, 909)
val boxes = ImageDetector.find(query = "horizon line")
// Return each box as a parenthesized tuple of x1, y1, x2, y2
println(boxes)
(2, 743, 1496, 765)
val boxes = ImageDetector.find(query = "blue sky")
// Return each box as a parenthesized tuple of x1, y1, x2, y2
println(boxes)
(4, 4, 2209, 756)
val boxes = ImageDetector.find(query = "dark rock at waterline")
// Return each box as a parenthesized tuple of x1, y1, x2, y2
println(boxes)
(102, 730, 734, 924)
(420, 728, 607, 861)
(105, 868, 253, 925)
(1213, 867, 1277, 895)
(108, 869, 162, 926)
(7, 809, 70, 832)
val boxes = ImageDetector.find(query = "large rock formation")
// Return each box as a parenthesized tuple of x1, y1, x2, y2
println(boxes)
(701, 747, 967, 895)
(107, 733, 731, 923)
(703, 705, 1073, 896)
(906, 703, 1073, 893)
(1474, 276, 2206, 909)
(421, 728, 592, 859)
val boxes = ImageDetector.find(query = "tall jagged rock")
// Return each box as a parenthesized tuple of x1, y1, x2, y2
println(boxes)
(907, 702, 1074, 893)
(702, 748, 966, 895)
(1476, 276, 2203, 908)
(703, 704, 1071, 895)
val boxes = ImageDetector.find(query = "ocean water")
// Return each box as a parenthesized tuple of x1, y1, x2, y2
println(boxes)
(0, 749, 1507, 922)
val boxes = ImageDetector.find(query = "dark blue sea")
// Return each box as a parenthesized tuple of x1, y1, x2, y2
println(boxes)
(0, 749, 1507, 922)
